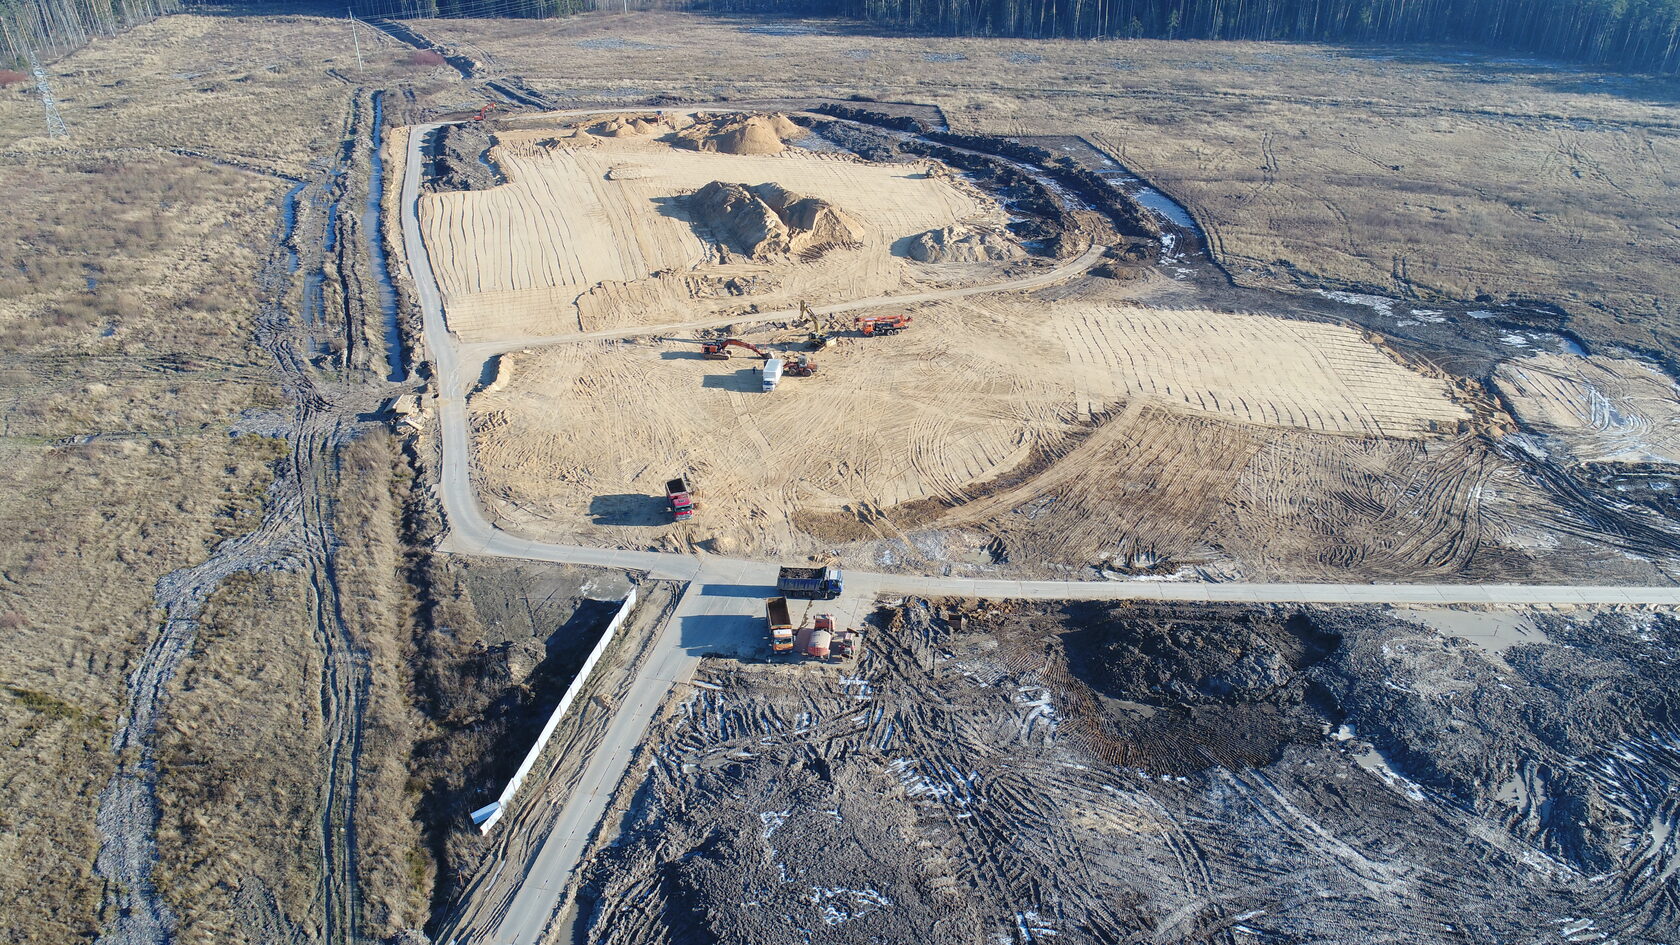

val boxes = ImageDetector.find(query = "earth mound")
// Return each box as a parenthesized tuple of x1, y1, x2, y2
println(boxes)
(683, 181, 864, 259)
(905, 224, 1022, 263)
(589, 114, 665, 137)
(675, 113, 802, 155)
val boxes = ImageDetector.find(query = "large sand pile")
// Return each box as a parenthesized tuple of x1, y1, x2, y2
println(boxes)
(906, 224, 1022, 263)
(675, 113, 803, 155)
(684, 181, 865, 259)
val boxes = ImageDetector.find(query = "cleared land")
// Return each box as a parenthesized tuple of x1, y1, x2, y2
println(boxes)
(415, 11, 1680, 360)
(573, 598, 1680, 944)
(1494, 352, 1680, 465)
(419, 119, 1003, 341)
(473, 294, 1477, 565)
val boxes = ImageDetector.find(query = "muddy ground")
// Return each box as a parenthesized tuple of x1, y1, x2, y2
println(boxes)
(574, 598, 1680, 943)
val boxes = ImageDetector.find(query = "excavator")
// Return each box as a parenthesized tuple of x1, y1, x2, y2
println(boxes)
(857, 313, 912, 337)
(470, 103, 499, 122)
(800, 301, 835, 349)
(702, 338, 770, 360)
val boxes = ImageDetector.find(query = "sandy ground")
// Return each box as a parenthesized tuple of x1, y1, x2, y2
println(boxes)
(420, 125, 1002, 342)
(472, 289, 1482, 569)
(1494, 352, 1680, 465)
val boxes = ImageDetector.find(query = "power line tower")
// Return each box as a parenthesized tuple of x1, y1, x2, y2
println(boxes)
(25, 45, 68, 139)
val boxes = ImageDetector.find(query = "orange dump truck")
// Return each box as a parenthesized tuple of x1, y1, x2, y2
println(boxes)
(766, 597, 794, 653)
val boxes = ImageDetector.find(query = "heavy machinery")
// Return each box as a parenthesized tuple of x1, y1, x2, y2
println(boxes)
(857, 313, 913, 336)
(833, 629, 860, 660)
(766, 597, 795, 653)
(761, 358, 784, 392)
(785, 354, 818, 377)
(806, 615, 835, 659)
(778, 565, 843, 600)
(665, 476, 695, 521)
(470, 103, 498, 122)
(702, 338, 769, 360)
(800, 301, 834, 349)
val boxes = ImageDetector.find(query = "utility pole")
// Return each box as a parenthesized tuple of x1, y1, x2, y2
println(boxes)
(348, 7, 365, 71)
(13, 17, 66, 140)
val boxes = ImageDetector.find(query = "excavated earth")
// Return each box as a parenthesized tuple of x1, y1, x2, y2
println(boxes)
(571, 599, 1680, 944)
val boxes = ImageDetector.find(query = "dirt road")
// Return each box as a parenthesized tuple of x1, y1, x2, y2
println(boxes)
(401, 117, 1680, 944)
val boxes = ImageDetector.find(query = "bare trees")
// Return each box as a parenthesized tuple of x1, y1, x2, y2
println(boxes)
(0, 0, 179, 68)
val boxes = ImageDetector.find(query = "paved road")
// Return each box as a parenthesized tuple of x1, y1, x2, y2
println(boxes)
(400, 118, 1680, 945)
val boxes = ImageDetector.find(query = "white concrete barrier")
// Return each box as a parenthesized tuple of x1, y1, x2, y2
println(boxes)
(472, 588, 639, 833)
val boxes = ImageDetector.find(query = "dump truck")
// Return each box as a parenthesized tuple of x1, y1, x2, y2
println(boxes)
(777, 565, 842, 600)
(766, 597, 794, 653)
(665, 476, 695, 521)
(761, 358, 784, 392)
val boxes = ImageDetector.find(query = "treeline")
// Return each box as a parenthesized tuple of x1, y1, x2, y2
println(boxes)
(708, 0, 1680, 74)
(1, 0, 179, 67)
(348, 0, 586, 18)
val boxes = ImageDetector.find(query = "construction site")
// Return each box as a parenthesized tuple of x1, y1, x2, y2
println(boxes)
(428, 106, 1678, 585)
(6, 9, 1680, 945)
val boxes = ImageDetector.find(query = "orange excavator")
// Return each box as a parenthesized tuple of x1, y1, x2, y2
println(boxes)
(857, 314, 912, 337)
(470, 103, 499, 122)
(702, 338, 770, 360)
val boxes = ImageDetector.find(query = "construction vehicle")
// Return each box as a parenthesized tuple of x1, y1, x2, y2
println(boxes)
(806, 615, 835, 659)
(777, 565, 843, 600)
(800, 301, 834, 349)
(665, 476, 695, 521)
(766, 597, 795, 653)
(470, 103, 498, 122)
(857, 314, 912, 337)
(785, 354, 818, 378)
(702, 338, 769, 360)
(761, 358, 784, 392)
(833, 629, 860, 660)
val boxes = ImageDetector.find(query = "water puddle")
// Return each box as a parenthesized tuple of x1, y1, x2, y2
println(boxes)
(1394, 607, 1552, 656)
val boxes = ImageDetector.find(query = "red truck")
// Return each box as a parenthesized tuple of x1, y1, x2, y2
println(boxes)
(666, 476, 695, 521)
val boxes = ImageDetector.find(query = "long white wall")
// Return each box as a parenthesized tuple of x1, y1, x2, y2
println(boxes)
(472, 588, 639, 833)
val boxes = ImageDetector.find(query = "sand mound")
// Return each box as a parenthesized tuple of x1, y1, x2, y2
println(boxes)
(590, 115, 666, 138)
(684, 181, 864, 258)
(906, 225, 1022, 263)
(675, 113, 801, 155)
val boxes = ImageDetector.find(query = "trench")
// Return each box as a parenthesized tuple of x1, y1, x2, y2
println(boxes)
(367, 91, 406, 382)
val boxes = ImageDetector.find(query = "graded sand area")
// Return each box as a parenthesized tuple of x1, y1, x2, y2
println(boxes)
(1493, 352, 1680, 465)
(471, 297, 1475, 569)
(419, 117, 1003, 342)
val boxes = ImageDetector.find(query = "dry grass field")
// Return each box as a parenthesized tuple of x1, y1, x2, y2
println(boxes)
(0, 13, 456, 944)
(418, 11, 1680, 359)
